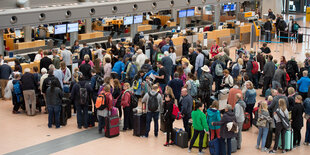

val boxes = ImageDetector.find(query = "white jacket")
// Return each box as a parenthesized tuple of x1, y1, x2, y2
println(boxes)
(136, 53, 147, 69)
(63, 67, 72, 83)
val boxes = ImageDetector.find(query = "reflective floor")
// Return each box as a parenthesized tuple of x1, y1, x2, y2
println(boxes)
(1, 14, 310, 155)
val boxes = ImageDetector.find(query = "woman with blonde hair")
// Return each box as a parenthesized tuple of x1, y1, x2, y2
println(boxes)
(287, 87, 297, 111)
(269, 98, 289, 154)
(165, 86, 175, 99)
(256, 101, 272, 152)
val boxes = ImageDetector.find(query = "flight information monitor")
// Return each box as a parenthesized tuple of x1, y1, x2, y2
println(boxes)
(67, 23, 79, 33)
(179, 10, 187, 18)
(124, 16, 134, 25)
(134, 15, 143, 24)
(54, 24, 67, 34)
(186, 9, 195, 17)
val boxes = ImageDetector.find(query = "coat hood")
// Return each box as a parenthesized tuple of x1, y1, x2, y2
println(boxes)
(207, 108, 219, 117)
(236, 100, 246, 109)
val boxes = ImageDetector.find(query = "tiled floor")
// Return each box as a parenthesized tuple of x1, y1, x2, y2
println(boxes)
(2, 14, 310, 155)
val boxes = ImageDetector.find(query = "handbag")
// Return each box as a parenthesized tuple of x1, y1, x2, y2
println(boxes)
(256, 117, 267, 127)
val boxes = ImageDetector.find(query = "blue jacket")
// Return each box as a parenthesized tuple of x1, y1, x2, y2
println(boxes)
(180, 94, 193, 116)
(112, 61, 125, 76)
(161, 44, 170, 53)
(244, 89, 256, 104)
(304, 98, 310, 115)
(168, 78, 184, 100)
(207, 108, 221, 130)
(297, 77, 310, 93)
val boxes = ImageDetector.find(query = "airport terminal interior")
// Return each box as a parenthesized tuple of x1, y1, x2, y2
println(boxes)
(1, 0, 310, 155)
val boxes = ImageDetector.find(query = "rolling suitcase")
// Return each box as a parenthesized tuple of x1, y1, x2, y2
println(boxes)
(242, 112, 251, 131)
(191, 126, 208, 148)
(105, 115, 120, 138)
(209, 138, 220, 155)
(88, 111, 95, 127)
(297, 33, 303, 43)
(278, 129, 293, 151)
(62, 98, 71, 119)
(133, 113, 147, 136)
(160, 113, 167, 132)
(172, 128, 188, 148)
(53, 104, 68, 126)
(231, 137, 237, 153)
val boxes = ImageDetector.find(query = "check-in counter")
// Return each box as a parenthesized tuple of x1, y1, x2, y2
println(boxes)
(207, 29, 231, 45)
(14, 40, 45, 50)
(78, 31, 104, 40)
(167, 22, 176, 27)
(12, 61, 40, 73)
(238, 24, 252, 44)
(137, 25, 152, 32)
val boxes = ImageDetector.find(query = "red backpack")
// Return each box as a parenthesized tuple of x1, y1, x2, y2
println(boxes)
(172, 104, 182, 120)
(251, 61, 259, 74)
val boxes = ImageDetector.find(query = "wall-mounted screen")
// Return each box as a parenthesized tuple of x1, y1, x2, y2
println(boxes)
(186, 9, 195, 17)
(230, 4, 236, 11)
(124, 16, 133, 25)
(67, 23, 79, 33)
(54, 24, 67, 34)
(223, 5, 230, 12)
(134, 15, 143, 24)
(179, 10, 187, 18)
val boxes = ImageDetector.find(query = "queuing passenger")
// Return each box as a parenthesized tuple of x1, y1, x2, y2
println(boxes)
(234, 93, 246, 149)
(163, 94, 175, 147)
(46, 78, 63, 128)
(207, 101, 221, 140)
(180, 88, 193, 135)
(20, 68, 37, 116)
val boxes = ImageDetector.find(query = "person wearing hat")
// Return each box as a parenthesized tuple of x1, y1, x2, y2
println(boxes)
(198, 65, 213, 108)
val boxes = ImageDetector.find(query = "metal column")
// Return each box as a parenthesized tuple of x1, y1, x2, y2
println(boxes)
(23, 26, 32, 42)
(214, 4, 221, 28)
(0, 30, 4, 56)
(180, 18, 186, 29)
(85, 18, 92, 33)
(171, 9, 178, 22)
(130, 23, 138, 40)
(70, 31, 78, 46)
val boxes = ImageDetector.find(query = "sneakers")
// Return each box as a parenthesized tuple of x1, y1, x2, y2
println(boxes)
(262, 147, 268, 152)
(282, 150, 286, 154)
(198, 151, 205, 155)
(188, 149, 191, 153)
(269, 150, 276, 154)
(304, 142, 308, 145)
(256, 145, 260, 149)
(12, 111, 21, 114)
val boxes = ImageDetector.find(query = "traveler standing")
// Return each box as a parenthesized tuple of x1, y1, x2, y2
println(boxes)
(262, 55, 275, 97)
(21, 68, 37, 116)
(198, 65, 213, 108)
(0, 60, 12, 99)
(180, 88, 193, 135)
(256, 101, 272, 152)
(304, 97, 310, 145)
(121, 83, 133, 131)
(234, 93, 246, 149)
(40, 51, 53, 71)
(80, 43, 92, 61)
(154, 62, 168, 94)
(297, 70, 310, 100)
(291, 95, 304, 147)
(142, 84, 163, 138)
(207, 101, 221, 140)
(97, 84, 113, 134)
(244, 82, 256, 126)
(163, 94, 175, 146)
(60, 44, 72, 69)
(46, 79, 63, 128)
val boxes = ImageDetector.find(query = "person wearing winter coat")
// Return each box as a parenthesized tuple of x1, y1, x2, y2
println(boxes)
(234, 93, 246, 149)
(121, 83, 133, 131)
(163, 94, 175, 147)
(221, 69, 234, 89)
(188, 101, 209, 154)
(97, 84, 113, 134)
(213, 104, 237, 155)
(304, 97, 310, 145)
(256, 101, 272, 152)
(297, 70, 310, 100)
(207, 101, 221, 140)
(291, 95, 304, 147)
(244, 82, 256, 126)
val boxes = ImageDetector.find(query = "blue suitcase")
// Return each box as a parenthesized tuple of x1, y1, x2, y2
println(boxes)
(209, 138, 220, 155)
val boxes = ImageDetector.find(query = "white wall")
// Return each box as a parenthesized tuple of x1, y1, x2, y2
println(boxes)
(262, 0, 282, 15)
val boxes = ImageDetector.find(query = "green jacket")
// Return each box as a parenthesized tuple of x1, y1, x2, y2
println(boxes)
(191, 109, 209, 131)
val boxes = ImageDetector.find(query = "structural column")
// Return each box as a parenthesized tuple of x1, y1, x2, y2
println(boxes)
(70, 31, 78, 46)
(262, 0, 282, 15)
(130, 23, 138, 39)
(23, 26, 32, 42)
(171, 9, 178, 22)
(180, 18, 186, 29)
(214, 4, 221, 28)
(85, 18, 92, 33)
(0, 30, 4, 55)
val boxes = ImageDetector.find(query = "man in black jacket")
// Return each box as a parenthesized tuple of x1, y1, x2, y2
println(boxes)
(79, 56, 92, 81)
(262, 55, 275, 97)
(188, 47, 197, 74)
(0, 60, 12, 99)
(40, 51, 53, 71)
(80, 43, 92, 61)
(21, 68, 37, 116)
(264, 19, 272, 42)
(286, 56, 299, 82)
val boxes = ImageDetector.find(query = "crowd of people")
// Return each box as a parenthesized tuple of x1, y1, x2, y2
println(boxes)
(0, 28, 310, 154)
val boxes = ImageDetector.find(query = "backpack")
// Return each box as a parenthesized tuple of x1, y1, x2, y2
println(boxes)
(128, 63, 138, 80)
(129, 91, 139, 108)
(286, 62, 294, 74)
(148, 92, 159, 112)
(231, 64, 240, 78)
(94, 75, 104, 91)
(199, 74, 211, 92)
(172, 104, 182, 120)
(293, 24, 299, 31)
(79, 84, 88, 105)
(13, 82, 23, 103)
(227, 121, 239, 133)
(251, 61, 259, 74)
(95, 91, 107, 110)
(215, 63, 223, 76)
(189, 80, 198, 97)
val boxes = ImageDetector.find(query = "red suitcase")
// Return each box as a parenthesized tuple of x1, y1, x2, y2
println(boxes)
(242, 112, 251, 131)
(105, 115, 120, 138)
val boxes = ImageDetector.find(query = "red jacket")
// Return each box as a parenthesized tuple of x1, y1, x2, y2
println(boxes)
(210, 45, 219, 58)
(121, 91, 131, 108)
(104, 92, 113, 110)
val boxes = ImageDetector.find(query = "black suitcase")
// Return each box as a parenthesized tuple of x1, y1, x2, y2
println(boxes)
(62, 98, 72, 119)
(160, 114, 167, 132)
(133, 113, 147, 136)
(298, 33, 303, 43)
(53, 104, 68, 126)
(172, 128, 188, 148)
(88, 111, 95, 127)
(280, 32, 289, 42)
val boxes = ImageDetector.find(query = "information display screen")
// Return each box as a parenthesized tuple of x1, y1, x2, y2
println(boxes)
(124, 16, 133, 25)
(54, 24, 67, 34)
(223, 5, 230, 12)
(186, 9, 195, 17)
(134, 15, 143, 24)
(179, 10, 187, 18)
(67, 23, 79, 33)
(230, 4, 236, 11)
